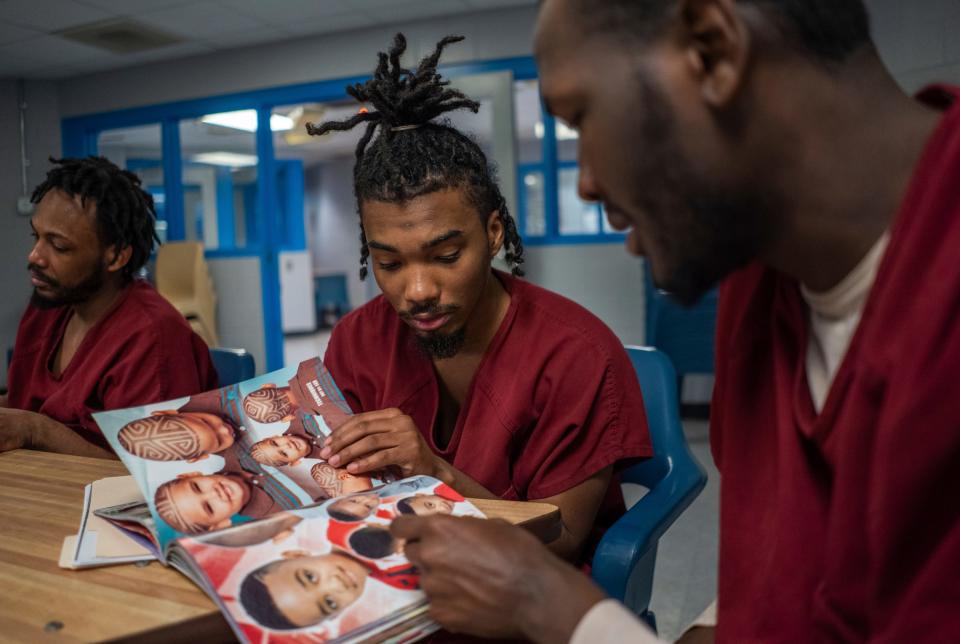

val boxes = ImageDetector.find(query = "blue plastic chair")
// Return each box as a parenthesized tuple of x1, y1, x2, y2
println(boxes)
(591, 346, 708, 632)
(209, 347, 255, 387)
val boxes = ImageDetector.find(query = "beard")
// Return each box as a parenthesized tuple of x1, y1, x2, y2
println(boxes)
(627, 76, 777, 307)
(401, 301, 466, 360)
(29, 262, 108, 310)
(414, 326, 467, 360)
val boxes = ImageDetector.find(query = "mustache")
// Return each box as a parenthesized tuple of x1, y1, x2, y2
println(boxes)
(399, 302, 458, 319)
(27, 263, 58, 287)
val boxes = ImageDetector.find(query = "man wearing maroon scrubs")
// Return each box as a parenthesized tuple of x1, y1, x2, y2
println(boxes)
(1, 157, 217, 458)
(311, 34, 653, 565)
(390, 1, 960, 642)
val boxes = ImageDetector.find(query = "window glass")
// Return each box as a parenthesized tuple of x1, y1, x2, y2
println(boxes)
(559, 167, 599, 235)
(97, 124, 167, 241)
(180, 110, 261, 250)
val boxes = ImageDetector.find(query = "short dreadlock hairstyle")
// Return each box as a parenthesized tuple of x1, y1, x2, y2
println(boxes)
(31, 156, 159, 281)
(578, 0, 872, 67)
(307, 34, 524, 280)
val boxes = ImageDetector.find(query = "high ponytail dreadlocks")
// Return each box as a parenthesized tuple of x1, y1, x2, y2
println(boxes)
(307, 33, 524, 280)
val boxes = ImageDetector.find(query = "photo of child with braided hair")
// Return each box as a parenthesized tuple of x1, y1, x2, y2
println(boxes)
(173, 476, 481, 643)
(242, 357, 352, 433)
(116, 410, 239, 463)
(93, 357, 360, 555)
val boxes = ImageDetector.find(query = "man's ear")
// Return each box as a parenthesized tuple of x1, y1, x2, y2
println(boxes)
(152, 410, 179, 416)
(680, 0, 750, 108)
(485, 210, 505, 258)
(104, 244, 133, 274)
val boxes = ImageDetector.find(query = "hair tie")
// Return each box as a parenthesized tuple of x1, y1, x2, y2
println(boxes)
(391, 124, 422, 132)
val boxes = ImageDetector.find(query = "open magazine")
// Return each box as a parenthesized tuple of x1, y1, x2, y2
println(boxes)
(91, 357, 485, 643)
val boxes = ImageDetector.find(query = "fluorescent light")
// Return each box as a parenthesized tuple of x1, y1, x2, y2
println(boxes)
(192, 152, 258, 167)
(524, 174, 539, 187)
(534, 121, 579, 141)
(200, 109, 293, 132)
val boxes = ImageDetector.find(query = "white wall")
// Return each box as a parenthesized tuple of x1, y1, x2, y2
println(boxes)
(207, 256, 267, 374)
(307, 159, 377, 312)
(524, 244, 646, 345)
(0, 80, 61, 387)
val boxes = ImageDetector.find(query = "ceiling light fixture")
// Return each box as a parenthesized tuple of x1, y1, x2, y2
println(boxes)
(192, 152, 258, 167)
(201, 109, 293, 132)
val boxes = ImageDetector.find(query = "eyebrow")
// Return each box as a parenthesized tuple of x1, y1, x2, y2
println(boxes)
(367, 230, 464, 253)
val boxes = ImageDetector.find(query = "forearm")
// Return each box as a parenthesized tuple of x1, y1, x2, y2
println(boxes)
(28, 414, 116, 459)
(517, 553, 608, 644)
(433, 458, 499, 500)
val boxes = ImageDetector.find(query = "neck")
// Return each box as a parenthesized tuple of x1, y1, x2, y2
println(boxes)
(437, 269, 510, 364)
(755, 54, 942, 291)
(71, 278, 127, 326)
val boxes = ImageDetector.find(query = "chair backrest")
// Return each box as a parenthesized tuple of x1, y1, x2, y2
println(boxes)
(621, 346, 702, 489)
(591, 346, 708, 628)
(209, 347, 255, 387)
(644, 261, 717, 377)
(156, 241, 204, 299)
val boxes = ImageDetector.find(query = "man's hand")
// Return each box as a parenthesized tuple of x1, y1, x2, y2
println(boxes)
(0, 407, 35, 452)
(321, 408, 443, 479)
(392, 514, 607, 644)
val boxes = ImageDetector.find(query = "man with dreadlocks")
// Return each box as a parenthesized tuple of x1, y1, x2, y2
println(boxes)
(313, 34, 652, 564)
(1, 156, 217, 458)
(391, 0, 960, 642)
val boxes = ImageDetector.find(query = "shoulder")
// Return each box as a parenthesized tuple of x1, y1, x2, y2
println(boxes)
(111, 281, 196, 340)
(506, 274, 627, 362)
(329, 295, 399, 345)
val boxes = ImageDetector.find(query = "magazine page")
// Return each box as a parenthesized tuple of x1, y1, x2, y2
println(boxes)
(174, 476, 484, 644)
(93, 357, 387, 555)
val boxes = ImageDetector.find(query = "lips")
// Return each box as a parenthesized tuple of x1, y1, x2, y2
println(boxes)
(30, 271, 54, 287)
(408, 314, 450, 332)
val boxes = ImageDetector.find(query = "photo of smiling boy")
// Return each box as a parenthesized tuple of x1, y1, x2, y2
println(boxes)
(117, 410, 238, 462)
(154, 470, 284, 534)
(238, 550, 419, 631)
(326, 493, 380, 523)
(249, 430, 323, 467)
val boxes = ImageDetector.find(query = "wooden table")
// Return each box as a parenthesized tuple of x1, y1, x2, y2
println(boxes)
(0, 449, 559, 643)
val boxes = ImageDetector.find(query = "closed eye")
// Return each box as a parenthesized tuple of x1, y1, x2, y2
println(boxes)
(436, 252, 460, 264)
(377, 261, 401, 271)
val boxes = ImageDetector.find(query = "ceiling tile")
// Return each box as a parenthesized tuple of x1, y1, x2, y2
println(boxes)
(280, 11, 373, 36)
(0, 21, 42, 45)
(220, 0, 355, 25)
(79, 0, 197, 15)
(0, 34, 120, 66)
(0, 0, 116, 32)
(202, 24, 290, 49)
(137, 1, 263, 39)
(124, 41, 216, 64)
(363, 0, 472, 22)
(462, 0, 536, 7)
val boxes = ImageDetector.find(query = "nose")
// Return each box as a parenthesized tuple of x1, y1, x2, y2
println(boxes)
(578, 164, 600, 203)
(404, 266, 440, 306)
(27, 240, 46, 267)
